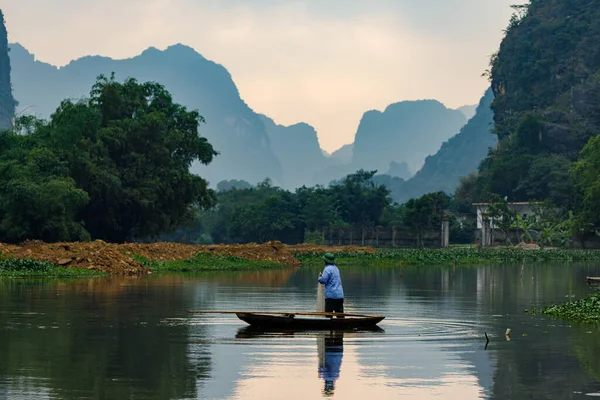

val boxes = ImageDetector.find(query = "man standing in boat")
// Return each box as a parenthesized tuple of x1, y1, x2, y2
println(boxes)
(318, 253, 344, 318)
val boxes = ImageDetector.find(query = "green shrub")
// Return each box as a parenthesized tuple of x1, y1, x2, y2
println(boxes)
(295, 248, 600, 265)
(527, 293, 600, 323)
(0, 258, 54, 273)
(0, 257, 104, 277)
(140, 252, 283, 272)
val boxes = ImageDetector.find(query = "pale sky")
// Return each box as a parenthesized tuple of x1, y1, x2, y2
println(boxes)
(3, 0, 516, 152)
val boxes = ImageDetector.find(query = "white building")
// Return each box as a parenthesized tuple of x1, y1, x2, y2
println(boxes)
(472, 202, 540, 229)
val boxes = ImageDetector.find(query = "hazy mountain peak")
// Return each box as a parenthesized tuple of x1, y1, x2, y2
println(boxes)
(390, 87, 496, 203)
(8, 42, 39, 64)
(165, 43, 204, 56)
(9, 42, 283, 187)
(139, 46, 161, 55)
(457, 104, 477, 121)
(64, 54, 114, 69)
(383, 98, 447, 114)
(138, 43, 207, 62)
(0, 10, 16, 130)
(260, 114, 328, 189)
(352, 98, 466, 173)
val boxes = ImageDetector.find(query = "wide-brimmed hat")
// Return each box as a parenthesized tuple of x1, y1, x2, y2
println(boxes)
(322, 252, 336, 264)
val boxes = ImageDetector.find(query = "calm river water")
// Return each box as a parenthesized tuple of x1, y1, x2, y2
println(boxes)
(1, 264, 600, 399)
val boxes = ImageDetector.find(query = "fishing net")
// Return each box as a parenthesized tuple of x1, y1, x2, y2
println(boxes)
(316, 282, 325, 312)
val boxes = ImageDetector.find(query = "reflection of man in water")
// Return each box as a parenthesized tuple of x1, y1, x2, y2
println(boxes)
(317, 333, 344, 396)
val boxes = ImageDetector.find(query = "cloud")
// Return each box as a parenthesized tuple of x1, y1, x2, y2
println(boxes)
(2, 0, 515, 151)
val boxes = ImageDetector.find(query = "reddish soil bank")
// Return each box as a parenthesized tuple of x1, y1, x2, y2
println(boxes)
(0, 240, 376, 275)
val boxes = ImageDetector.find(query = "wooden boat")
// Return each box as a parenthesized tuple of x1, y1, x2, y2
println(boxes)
(187, 310, 385, 330)
(236, 312, 384, 330)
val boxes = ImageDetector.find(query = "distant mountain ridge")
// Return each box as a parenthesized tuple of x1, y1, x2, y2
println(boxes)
(310, 100, 471, 188)
(9, 42, 284, 187)
(390, 88, 496, 203)
(9, 42, 485, 197)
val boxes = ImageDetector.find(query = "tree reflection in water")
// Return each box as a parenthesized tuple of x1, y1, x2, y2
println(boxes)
(0, 277, 211, 400)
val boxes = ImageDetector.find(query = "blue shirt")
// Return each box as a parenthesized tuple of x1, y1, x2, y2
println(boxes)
(318, 264, 344, 299)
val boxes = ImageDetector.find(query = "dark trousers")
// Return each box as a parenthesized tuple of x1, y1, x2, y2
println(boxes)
(325, 298, 344, 318)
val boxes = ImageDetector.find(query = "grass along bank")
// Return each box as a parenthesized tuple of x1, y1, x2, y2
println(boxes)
(526, 293, 600, 323)
(296, 247, 600, 267)
(0, 257, 106, 278)
(136, 252, 285, 272)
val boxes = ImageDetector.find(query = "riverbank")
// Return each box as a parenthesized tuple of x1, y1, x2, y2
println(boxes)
(2, 240, 600, 277)
(0, 240, 375, 276)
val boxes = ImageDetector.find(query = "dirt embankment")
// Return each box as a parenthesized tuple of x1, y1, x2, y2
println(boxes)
(0, 240, 376, 275)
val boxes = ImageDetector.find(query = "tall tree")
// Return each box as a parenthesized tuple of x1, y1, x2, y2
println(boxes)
(0, 128, 90, 243)
(0, 75, 218, 243)
(295, 185, 344, 231)
(329, 170, 391, 227)
(71, 75, 218, 242)
(403, 192, 451, 247)
(0, 10, 16, 130)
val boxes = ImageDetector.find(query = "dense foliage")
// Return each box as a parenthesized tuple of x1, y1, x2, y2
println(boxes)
(0, 75, 217, 243)
(572, 136, 600, 230)
(296, 247, 600, 266)
(168, 170, 393, 244)
(530, 293, 600, 324)
(158, 175, 476, 245)
(476, 1, 600, 217)
(402, 192, 449, 247)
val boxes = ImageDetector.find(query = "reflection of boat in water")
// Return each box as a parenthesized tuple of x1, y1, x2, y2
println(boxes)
(235, 325, 384, 339)
(235, 312, 384, 330)
(235, 326, 382, 396)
